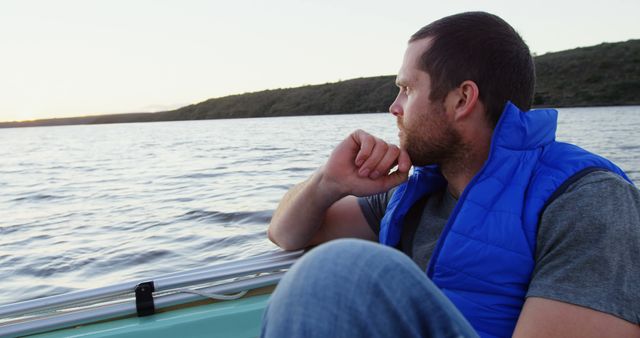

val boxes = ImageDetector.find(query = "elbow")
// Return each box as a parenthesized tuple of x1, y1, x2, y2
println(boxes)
(267, 225, 304, 251)
(266, 226, 277, 246)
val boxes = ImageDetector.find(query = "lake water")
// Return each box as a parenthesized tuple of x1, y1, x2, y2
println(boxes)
(1, 107, 639, 305)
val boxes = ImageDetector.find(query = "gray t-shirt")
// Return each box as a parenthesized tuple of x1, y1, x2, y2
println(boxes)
(358, 171, 640, 324)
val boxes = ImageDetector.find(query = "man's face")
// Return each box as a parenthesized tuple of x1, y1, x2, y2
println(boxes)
(389, 38, 463, 166)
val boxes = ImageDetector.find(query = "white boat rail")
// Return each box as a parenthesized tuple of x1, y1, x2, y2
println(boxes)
(0, 249, 303, 337)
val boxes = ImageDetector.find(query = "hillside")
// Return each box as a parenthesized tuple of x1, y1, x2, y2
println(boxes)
(533, 39, 640, 106)
(1, 39, 638, 128)
(166, 76, 396, 122)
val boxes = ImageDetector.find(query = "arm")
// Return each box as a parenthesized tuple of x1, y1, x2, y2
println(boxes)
(268, 129, 411, 250)
(514, 297, 640, 338)
(514, 172, 640, 336)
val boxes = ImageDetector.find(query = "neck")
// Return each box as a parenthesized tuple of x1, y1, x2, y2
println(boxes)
(441, 133, 492, 199)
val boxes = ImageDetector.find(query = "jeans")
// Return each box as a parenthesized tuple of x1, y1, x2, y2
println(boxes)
(261, 239, 479, 338)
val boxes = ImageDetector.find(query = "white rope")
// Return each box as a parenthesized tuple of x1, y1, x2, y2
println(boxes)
(173, 288, 248, 301)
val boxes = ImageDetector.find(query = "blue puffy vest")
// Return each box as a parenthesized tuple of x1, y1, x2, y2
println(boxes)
(379, 102, 632, 338)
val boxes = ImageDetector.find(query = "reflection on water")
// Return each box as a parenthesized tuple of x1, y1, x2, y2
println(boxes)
(0, 106, 638, 304)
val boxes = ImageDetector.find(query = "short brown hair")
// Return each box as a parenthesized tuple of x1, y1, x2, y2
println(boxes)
(411, 12, 535, 127)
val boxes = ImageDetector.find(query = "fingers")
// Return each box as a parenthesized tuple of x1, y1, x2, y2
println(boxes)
(397, 148, 412, 173)
(370, 144, 399, 179)
(377, 148, 412, 190)
(351, 130, 408, 179)
(358, 141, 388, 177)
(353, 130, 374, 167)
(381, 166, 410, 188)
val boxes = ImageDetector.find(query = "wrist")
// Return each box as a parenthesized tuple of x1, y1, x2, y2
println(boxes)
(310, 167, 348, 205)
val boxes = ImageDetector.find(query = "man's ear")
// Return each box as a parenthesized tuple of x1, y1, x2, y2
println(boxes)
(446, 80, 480, 122)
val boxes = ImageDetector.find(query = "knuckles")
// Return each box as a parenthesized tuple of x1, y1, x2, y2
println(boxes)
(376, 141, 388, 153)
(347, 130, 404, 167)
(388, 145, 400, 156)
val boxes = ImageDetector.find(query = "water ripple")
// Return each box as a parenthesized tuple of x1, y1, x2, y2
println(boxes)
(172, 172, 229, 180)
(11, 194, 66, 202)
(89, 250, 172, 271)
(175, 209, 272, 225)
(15, 255, 97, 278)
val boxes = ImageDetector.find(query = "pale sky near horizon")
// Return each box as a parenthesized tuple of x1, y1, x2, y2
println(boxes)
(1, 0, 638, 122)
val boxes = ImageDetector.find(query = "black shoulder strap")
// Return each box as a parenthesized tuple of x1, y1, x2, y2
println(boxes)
(397, 196, 429, 257)
(541, 167, 609, 214)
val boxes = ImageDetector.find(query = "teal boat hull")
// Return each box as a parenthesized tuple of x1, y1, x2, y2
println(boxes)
(31, 293, 270, 337)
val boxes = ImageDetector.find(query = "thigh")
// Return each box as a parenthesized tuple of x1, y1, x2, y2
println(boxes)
(261, 239, 478, 338)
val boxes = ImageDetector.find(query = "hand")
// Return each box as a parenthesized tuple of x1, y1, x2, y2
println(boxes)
(318, 129, 412, 198)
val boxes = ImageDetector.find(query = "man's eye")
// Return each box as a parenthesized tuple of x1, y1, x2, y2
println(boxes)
(397, 85, 409, 95)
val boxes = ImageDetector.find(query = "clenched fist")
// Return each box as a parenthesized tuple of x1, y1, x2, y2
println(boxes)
(318, 129, 412, 198)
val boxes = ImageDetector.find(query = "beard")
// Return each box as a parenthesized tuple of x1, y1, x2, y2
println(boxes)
(398, 105, 465, 167)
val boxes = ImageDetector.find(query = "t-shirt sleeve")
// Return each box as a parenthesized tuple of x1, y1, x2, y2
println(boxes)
(357, 188, 397, 235)
(527, 171, 640, 324)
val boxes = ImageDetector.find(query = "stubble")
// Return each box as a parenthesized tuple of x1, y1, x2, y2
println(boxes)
(399, 104, 465, 167)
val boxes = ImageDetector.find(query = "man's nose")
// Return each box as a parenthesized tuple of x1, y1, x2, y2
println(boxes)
(389, 98, 403, 117)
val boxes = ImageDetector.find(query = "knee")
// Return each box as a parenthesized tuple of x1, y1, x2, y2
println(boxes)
(302, 238, 392, 268)
(307, 238, 377, 261)
(268, 239, 400, 309)
(285, 238, 412, 282)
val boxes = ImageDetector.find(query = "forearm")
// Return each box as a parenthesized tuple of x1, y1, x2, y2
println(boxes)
(268, 130, 411, 250)
(268, 170, 343, 250)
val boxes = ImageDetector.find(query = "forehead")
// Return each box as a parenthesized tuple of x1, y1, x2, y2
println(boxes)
(397, 38, 432, 85)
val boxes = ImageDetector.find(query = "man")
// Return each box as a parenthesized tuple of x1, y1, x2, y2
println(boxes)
(262, 12, 640, 338)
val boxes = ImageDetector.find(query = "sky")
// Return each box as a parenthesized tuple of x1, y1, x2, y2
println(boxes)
(1, 0, 638, 122)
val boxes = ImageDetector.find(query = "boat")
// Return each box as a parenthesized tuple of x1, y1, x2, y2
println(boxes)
(0, 250, 303, 337)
